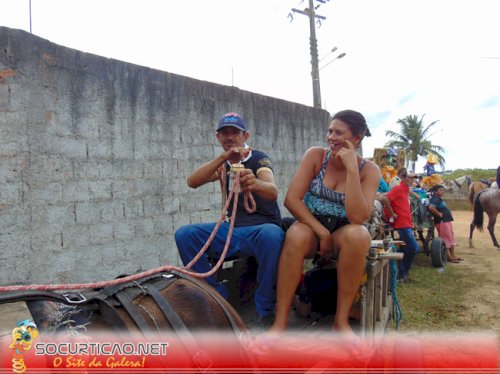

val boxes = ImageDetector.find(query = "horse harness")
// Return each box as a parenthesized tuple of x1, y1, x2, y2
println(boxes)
(0, 270, 243, 369)
(479, 178, 492, 188)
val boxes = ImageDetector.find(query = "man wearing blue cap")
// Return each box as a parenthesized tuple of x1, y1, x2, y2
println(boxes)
(175, 112, 284, 328)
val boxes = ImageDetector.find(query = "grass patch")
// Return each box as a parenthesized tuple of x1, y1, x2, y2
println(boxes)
(387, 252, 487, 333)
(446, 199, 471, 211)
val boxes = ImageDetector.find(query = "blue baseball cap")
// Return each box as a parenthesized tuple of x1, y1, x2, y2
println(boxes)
(216, 112, 246, 132)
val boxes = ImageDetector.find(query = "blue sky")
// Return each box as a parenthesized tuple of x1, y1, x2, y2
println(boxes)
(1, 0, 499, 171)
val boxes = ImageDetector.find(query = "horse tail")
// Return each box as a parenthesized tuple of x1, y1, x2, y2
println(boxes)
(473, 191, 485, 231)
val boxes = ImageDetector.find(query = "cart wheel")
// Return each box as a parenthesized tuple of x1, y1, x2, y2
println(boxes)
(423, 229, 434, 255)
(430, 237, 447, 268)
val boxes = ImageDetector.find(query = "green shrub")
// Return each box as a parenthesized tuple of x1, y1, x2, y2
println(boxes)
(440, 168, 496, 182)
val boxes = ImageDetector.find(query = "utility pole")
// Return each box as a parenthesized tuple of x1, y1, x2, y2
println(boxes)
(29, 0, 32, 33)
(291, 0, 327, 108)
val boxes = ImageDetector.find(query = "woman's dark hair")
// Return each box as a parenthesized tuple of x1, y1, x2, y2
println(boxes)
(496, 166, 500, 186)
(332, 109, 372, 138)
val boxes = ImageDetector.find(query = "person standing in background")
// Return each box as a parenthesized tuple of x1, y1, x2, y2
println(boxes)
(427, 184, 463, 263)
(385, 168, 420, 282)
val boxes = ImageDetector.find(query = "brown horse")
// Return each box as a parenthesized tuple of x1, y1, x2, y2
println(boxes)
(1, 270, 254, 369)
(22, 270, 246, 335)
(469, 189, 500, 248)
(468, 181, 491, 207)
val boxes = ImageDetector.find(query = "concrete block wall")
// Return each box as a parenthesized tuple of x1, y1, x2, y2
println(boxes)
(0, 27, 330, 285)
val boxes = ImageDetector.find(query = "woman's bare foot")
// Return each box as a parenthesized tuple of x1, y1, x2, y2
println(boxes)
(333, 321, 357, 338)
(267, 323, 286, 335)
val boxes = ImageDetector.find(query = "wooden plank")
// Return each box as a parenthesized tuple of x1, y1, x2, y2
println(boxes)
(373, 295, 392, 338)
(362, 255, 394, 336)
(359, 285, 367, 337)
(374, 272, 382, 323)
(381, 259, 389, 307)
(217, 252, 395, 336)
(365, 275, 375, 334)
(366, 259, 384, 276)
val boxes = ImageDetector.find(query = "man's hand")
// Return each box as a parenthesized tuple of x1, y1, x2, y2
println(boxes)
(334, 140, 358, 171)
(223, 146, 251, 164)
(238, 169, 261, 192)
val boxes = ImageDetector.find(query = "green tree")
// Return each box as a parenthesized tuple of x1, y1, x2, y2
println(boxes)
(385, 114, 445, 173)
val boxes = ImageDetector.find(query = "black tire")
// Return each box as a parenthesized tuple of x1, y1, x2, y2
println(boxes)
(422, 229, 435, 255)
(430, 237, 447, 268)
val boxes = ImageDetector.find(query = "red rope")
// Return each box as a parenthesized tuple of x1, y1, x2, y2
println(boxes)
(0, 171, 255, 292)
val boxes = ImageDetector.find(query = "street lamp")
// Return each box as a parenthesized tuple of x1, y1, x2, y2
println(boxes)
(319, 50, 346, 111)
(319, 46, 338, 63)
(319, 52, 346, 71)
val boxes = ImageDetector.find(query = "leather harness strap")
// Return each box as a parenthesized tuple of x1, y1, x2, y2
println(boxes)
(144, 284, 187, 331)
(144, 284, 213, 370)
(0, 289, 101, 309)
(98, 273, 176, 333)
(114, 290, 152, 333)
(99, 274, 214, 370)
(98, 298, 129, 331)
(0, 289, 75, 305)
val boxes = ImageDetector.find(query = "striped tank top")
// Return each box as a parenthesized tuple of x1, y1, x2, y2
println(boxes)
(303, 148, 366, 218)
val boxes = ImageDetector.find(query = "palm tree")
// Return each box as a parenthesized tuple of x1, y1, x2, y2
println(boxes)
(385, 114, 445, 173)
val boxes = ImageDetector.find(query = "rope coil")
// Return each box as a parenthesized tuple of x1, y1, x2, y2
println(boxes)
(389, 243, 403, 329)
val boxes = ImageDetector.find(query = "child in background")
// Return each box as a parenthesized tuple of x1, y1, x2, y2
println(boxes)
(427, 184, 463, 263)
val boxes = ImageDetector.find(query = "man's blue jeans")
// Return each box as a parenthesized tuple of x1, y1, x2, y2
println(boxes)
(175, 222, 284, 318)
(396, 227, 420, 278)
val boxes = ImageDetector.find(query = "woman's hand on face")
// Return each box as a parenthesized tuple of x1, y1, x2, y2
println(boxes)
(335, 139, 358, 171)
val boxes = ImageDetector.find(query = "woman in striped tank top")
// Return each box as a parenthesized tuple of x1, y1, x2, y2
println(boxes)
(269, 110, 381, 338)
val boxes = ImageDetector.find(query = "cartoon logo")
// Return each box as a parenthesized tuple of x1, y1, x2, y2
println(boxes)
(9, 319, 39, 374)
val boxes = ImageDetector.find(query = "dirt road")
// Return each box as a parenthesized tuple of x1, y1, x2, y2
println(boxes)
(448, 210, 500, 335)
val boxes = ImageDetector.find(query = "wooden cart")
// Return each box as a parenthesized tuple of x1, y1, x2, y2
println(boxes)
(214, 239, 403, 336)
(411, 196, 448, 268)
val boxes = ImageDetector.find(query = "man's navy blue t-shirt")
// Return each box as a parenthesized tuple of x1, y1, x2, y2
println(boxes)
(224, 149, 281, 227)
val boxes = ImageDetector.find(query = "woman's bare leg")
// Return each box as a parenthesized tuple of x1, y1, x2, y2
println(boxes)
(333, 225, 371, 335)
(269, 223, 316, 332)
